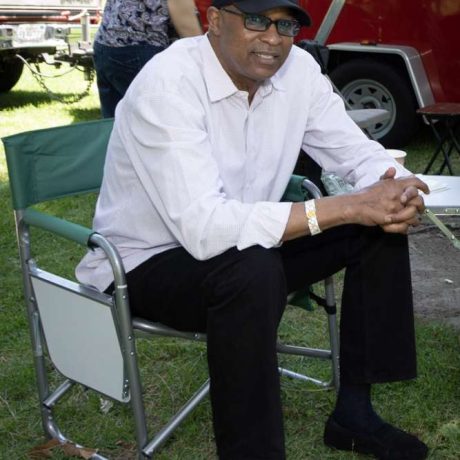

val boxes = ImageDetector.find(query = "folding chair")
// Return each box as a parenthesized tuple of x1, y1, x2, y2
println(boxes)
(3, 119, 339, 459)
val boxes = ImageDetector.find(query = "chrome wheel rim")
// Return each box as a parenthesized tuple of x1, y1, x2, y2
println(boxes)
(341, 79, 396, 139)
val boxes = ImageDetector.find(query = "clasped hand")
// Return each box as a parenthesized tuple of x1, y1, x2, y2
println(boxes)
(358, 167, 430, 234)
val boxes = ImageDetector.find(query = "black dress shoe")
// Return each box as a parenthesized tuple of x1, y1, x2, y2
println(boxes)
(324, 416, 428, 460)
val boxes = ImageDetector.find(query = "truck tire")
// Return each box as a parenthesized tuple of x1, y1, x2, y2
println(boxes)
(0, 57, 24, 93)
(330, 59, 418, 147)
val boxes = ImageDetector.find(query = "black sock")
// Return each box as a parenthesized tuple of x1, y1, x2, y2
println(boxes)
(332, 383, 384, 433)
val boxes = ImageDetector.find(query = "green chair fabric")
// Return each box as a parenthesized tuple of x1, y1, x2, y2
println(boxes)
(281, 174, 312, 202)
(3, 118, 114, 210)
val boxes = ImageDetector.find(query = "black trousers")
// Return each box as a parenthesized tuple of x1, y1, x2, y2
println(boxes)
(121, 225, 417, 460)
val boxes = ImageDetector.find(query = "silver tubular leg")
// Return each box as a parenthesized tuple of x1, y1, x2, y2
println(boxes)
(277, 343, 331, 359)
(324, 276, 340, 390)
(90, 234, 149, 457)
(300, 178, 341, 390)
(42, 408, 109, 460)
(43, 380, 74, 408)
(15, 212, 56, 437)
(278, 367, 330, 388)
(143, 379, 211, 457)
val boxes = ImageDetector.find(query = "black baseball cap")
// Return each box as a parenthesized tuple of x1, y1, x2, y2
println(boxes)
(212, 0, 312, 27)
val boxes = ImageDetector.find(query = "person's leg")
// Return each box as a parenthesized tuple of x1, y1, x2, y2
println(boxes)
(93, 42, 121, 118)
(279, 225, 427, 459)
(279, 225, 417, 384)
(124, 246, 287, 460)
(327, 228, 427, 458)
(93, 42, 164, 118)
(339, 226, 416, 384)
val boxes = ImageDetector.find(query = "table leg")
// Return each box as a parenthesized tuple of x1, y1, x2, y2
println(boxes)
(438, 138, 455, 175)
(424, 209, 460, 249)
(423, 122, 451, 174)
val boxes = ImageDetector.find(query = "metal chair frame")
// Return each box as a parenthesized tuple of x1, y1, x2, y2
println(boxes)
(4, 121, 339, 459)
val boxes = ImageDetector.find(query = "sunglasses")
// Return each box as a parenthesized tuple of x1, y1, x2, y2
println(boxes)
(220, 8, 301, 37)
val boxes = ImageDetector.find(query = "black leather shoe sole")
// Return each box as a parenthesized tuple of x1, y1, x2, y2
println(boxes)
(323, 416, 428, 460)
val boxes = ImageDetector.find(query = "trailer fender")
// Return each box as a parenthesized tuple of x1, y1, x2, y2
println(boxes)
(328, 43, 434, 108)
(327, 44, 435, 146)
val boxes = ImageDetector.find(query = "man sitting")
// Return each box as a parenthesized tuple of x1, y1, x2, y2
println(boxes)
(77, 1, 429, 458)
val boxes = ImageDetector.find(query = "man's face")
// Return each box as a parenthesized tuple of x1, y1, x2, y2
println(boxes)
(207, 6, 295, 94)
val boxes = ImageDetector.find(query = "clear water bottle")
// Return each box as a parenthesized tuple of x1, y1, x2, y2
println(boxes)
(321, 172, 354, 196)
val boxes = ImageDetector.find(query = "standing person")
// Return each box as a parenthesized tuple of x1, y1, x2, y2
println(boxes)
(93, 0, 202, 118)
(78, 1, 430, 458)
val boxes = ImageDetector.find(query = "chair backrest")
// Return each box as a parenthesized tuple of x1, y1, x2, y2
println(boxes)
(2, 118, 114, 210)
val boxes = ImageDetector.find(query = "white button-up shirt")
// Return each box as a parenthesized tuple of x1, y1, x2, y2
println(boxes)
(76, 35, 410, 291)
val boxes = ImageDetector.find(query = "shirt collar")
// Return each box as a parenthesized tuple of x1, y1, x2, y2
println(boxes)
(200, 34, 286, 103)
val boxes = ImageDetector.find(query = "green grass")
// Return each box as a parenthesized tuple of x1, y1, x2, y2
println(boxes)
(0, 68, 459, 459)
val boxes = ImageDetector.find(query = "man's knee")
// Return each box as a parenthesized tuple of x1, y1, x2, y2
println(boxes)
(204, 246, 287, 310)
(205, 247, 287, 344)
(227, 245, 284, 290)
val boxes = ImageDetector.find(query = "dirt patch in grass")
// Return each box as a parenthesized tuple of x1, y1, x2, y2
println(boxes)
(409, 217, 460, 331)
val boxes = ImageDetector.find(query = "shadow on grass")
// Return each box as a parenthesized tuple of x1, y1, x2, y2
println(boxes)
(0, 89, 53, 109)
(0, 91, 101, 123)
(0, 90, 102, 112)
(68, 106, 102, 123)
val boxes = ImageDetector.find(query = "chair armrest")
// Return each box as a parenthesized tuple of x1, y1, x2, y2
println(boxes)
(301, 178, 323, 200)
(282, 175, 324, 202)
(23, 208, 93, 247)
(23, 208, 129, 289)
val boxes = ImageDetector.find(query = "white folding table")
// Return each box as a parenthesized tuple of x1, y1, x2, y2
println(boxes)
(322, 173, 460, 249)
(418, 175, 460, 249)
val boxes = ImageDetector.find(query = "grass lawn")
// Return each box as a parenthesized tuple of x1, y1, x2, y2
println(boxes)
(0, 66, 459, 459)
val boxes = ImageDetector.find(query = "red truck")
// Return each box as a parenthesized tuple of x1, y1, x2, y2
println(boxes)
(196, 0, 460, 147)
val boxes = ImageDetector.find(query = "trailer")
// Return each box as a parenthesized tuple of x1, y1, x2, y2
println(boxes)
(0, 0, 101, 93)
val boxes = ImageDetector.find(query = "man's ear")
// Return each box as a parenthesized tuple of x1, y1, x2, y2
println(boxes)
(207, 6, 222, 36)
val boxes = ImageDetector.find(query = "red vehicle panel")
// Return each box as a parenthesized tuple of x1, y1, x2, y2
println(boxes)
(296, 0, 460, 103)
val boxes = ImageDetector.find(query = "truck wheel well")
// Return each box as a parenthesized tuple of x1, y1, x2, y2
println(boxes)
(328, 51, 414, 94)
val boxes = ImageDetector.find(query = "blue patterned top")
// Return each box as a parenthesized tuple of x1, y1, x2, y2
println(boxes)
(95, 0, 170, 47)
